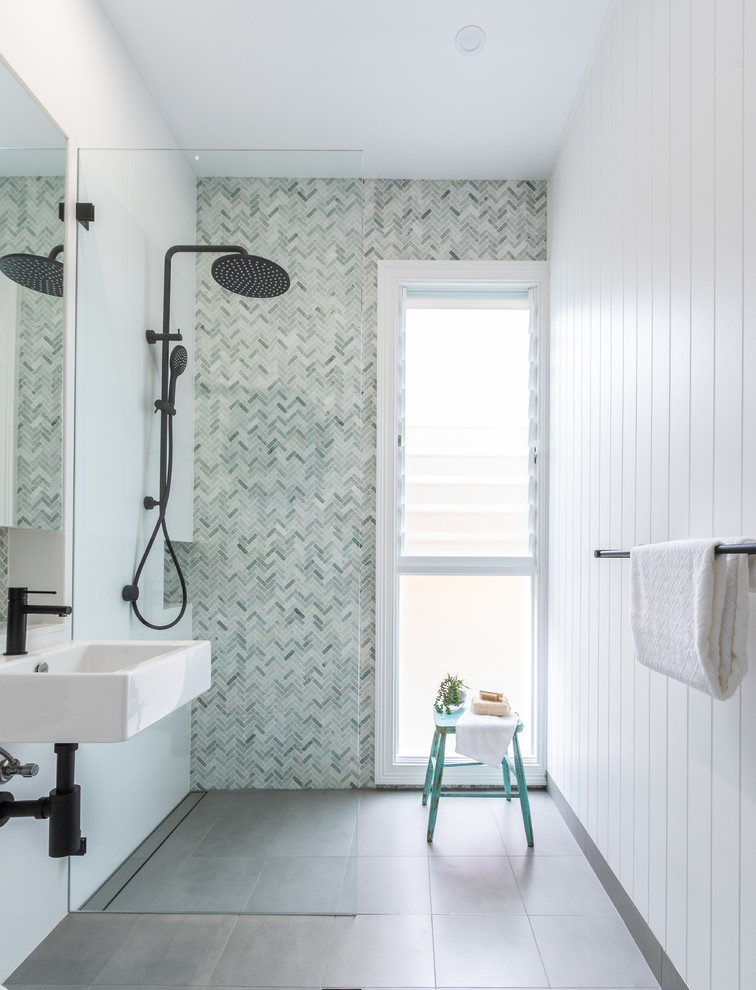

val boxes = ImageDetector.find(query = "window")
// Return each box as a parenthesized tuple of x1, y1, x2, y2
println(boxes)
(376, 261, 548, 785)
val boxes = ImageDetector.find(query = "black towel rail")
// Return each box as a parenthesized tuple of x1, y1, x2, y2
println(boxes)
(594, 543, 756, 559)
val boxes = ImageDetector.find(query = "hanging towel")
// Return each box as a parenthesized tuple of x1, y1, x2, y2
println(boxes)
(630, 538, 756, 700)
(454, 709, 519, 768)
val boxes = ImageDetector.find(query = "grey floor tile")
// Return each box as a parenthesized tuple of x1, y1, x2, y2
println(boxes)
(295, 788, 360, 816)
(530, 915, 660, 988)
(192, 819, 280, 858)
(106, 854, 187, 912)
(323, 915, 435, 988)
(209, 915, 333, 987)
(492, 795, 581, 856)
(243, 856, 348, 914)
(5, 985, 90, 990)
(8, 914, 140, 985)
(356, 856, 431, 914)
(130, 793, 206, 860)
(429, 856, 525, 915)
(222, 790, 299, 822)
(336, 854, 358, 914)
(93, 915, 236, 986)
(269, 819, 356, 857)
(357, 793, 431, 857)
(426, 798, 508, 856)
(151, 855, 267, 913)
(510, 855, 619, 915)
(79, 857, 147, 911)
(432, 914, 548, 988)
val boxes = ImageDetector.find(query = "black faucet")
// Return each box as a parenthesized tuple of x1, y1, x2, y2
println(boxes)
(4, 587, 73, 657)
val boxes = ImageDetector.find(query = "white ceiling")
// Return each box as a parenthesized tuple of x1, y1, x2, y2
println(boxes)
(98, 0, 611, 179)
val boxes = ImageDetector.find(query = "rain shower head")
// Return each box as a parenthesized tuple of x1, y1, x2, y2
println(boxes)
(0, 245, 64, 297)
(211, 252, 290, 298)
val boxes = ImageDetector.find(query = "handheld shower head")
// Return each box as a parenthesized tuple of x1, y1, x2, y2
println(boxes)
(0, 245, 64, 297)
(167, 345, 188, 408)
(211, 252, 290, 298)
(154, 345, 188, 417)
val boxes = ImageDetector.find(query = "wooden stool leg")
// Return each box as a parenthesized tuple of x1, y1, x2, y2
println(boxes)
(422, 728, 441, 806)
(511, 730, 534, 847)
(427, 728, 447, 842)
(501, 754, 513, 800)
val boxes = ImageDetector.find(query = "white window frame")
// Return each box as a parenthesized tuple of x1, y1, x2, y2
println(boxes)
(375, 259, 549, 785)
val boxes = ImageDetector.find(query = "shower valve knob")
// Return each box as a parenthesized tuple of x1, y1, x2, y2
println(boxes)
(143, 496, 159, 510)
(121, 584, 140, 603)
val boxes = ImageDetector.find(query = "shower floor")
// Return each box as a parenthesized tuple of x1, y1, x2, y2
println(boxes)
(80, 788, 360, 914)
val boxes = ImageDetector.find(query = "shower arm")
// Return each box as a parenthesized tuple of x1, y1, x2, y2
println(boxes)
(149, 245, 247, 506)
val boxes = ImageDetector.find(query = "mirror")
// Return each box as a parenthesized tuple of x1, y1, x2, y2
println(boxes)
(0, 63, 66, 531)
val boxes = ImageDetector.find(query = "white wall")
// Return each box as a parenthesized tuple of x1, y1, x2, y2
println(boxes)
(548, 2, 755, 989)
(0, 2, 193, 980)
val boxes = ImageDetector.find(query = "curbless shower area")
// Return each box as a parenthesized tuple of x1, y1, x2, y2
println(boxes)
(67, 148, 547, 916)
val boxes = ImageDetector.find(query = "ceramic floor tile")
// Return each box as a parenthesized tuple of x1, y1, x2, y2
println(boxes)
(433, 914, 548, 988)
(429, 856, 525, 915)
(356, 856, 431, 914)
(151, 855, 267, 913)
(8, 914, 140, 985)
(209, 915, 333, 987)
(192, 819, 279, 858)
(357, 795, 432, 857)
(323, 914, 435, 988)
(243, 856, 348, 914)
(105, 854, 187, 912)
(93, 914, 236, 986)
(79, 857, 146, 911)
(425, 798, 508, 856)
(5, 984, 90, 990)
(530, 915, 660, 988)
(510, 855, 618, 915)
(269, 819, 356, 857)
(492, 795, 581, 856)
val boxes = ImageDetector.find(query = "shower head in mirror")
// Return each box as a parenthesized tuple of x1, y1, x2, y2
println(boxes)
(211, 252, 290, 298)
(0, 245, 64, 296)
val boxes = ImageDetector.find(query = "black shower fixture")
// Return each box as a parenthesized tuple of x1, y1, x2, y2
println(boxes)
(0, 245, 64, 297)
(123, 244, 291, 630)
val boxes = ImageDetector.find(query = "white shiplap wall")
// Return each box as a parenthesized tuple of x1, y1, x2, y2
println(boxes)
(548, 2, 756, 989)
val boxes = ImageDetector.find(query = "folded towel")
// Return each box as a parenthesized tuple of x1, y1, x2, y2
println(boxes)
(472, 696, 511, 717)
(479, 690, 504, 702)
(454, 709, 519, 768)
(630, 538, 755, 700)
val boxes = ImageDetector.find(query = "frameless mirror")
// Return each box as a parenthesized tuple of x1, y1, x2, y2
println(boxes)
(0, 62, 66, 531)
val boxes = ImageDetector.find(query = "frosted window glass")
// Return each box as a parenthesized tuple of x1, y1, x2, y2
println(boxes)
(402, 308, 531, 556)
(397, 574, 533, 759)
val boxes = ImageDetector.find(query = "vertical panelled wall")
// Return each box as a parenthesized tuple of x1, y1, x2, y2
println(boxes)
(186, 177, 547, 789)
(548, 2, 756, 990)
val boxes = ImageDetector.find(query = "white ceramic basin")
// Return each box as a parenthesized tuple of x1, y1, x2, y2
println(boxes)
(0, 640, 211, 743)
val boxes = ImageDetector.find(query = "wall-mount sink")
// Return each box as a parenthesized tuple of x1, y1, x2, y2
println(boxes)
(0, 640, 211, 743)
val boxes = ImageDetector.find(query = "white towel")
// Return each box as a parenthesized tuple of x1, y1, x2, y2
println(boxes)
(454, 709, 519, 768)
(630, 538, 755, 700)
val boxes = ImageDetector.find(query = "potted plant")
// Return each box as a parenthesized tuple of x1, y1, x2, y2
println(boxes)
(434, 673, 468, 714)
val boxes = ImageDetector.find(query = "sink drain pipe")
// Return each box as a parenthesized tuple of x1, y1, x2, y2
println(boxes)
(0, 743, 87, 857)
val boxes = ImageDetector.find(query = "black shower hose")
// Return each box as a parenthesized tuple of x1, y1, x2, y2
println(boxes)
(128, 413, 188, 631)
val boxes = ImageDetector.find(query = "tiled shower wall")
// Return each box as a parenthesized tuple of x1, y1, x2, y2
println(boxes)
(184, 177, 547, 789)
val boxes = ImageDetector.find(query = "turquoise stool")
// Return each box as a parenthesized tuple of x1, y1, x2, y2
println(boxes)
(422, 707, 534, 846)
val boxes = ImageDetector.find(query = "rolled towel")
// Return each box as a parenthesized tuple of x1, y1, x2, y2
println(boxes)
(472, 694, 511, 717)
(480, 689, 504, 702)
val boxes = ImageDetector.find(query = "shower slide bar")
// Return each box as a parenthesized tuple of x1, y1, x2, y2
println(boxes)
(594, 543, 756, 559)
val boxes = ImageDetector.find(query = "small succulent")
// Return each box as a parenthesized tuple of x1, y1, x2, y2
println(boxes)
(434, 673, 468, 714)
